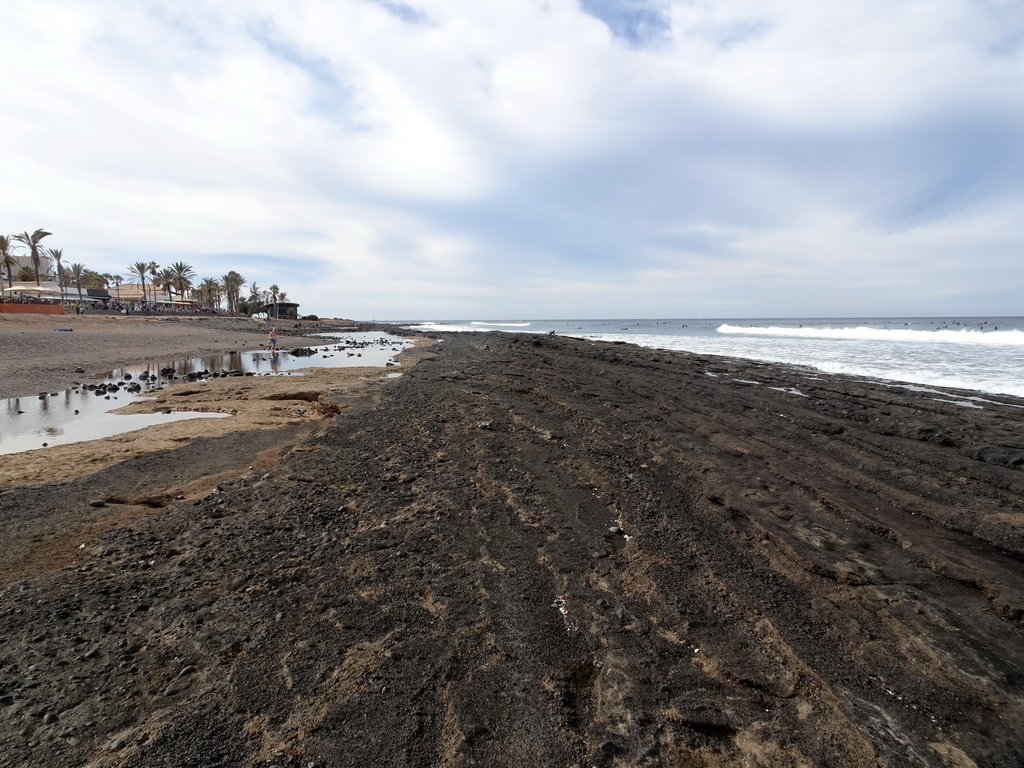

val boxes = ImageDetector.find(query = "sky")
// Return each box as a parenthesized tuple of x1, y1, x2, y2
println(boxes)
(2, 0, 1022, 320)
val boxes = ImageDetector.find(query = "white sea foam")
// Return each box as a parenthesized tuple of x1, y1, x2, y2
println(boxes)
(401, 319, 1024, 399)
(406, 322, 490, 333)
(717, 324, 1024, 346)
(407, 321, 531, 332)
(879, 384, 1024, 409)
(572, 331, 1024, 398)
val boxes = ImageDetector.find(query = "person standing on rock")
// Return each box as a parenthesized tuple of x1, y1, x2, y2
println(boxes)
(269, 327, 278, 354)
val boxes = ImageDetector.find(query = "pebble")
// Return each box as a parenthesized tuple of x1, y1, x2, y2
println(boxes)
(88, 500, 106, 508)
(163, 679, 190, 696)
(42, 713, 58, 724)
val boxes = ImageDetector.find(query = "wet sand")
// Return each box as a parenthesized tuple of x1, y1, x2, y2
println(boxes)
(0, 329, 1022, 766)
(0, 313, 330, 399)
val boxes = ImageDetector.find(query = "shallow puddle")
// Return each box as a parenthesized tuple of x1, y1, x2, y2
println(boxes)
(0, 332, 411, 455)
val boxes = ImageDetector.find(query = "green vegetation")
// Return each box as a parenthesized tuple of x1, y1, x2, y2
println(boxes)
(3, 227, 300, 314)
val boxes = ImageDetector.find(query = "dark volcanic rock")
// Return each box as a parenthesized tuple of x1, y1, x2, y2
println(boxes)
(0, 333, 1022, 766)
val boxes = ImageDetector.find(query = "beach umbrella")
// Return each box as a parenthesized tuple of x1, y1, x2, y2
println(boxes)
(1, 285, 62, 294)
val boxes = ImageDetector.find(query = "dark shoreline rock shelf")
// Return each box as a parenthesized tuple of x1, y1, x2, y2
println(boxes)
(0, 332, 1022, 766)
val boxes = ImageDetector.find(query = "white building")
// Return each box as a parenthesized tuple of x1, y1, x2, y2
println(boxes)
(8, 251, 57, 280)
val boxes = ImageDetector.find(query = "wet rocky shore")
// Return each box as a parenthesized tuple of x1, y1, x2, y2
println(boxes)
(1, 331, 1022, 767)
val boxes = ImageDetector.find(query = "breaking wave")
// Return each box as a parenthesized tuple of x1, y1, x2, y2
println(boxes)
(717, 324, 1024, 346)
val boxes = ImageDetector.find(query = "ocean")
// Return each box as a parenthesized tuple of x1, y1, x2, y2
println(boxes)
(402, 317, 1024, 399)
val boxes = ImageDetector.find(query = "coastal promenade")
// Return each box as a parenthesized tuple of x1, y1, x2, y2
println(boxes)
(0, 328, 1022, 766)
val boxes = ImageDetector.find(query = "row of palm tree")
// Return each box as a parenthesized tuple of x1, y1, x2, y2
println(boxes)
(1, 229, 99, 304)
(3, 229, 294, 315)
(121, 263, 256, 312)
(116, 262, 250, 312)
(126, 261, 197, 306)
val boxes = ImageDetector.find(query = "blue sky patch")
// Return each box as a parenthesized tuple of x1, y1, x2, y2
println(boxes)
(369, 0, 430, 25)
(579, 0, 671, 46)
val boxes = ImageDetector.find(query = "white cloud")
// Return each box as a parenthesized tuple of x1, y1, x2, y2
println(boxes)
(0, 0, 1021, 318)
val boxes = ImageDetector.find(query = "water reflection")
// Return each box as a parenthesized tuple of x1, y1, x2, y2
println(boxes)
(102, 333, 408, 382)
(0, 332, 411, 455)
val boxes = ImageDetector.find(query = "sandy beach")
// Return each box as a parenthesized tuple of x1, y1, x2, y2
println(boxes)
(1, 321, 1023, 766)
(0, 313, 337, 399)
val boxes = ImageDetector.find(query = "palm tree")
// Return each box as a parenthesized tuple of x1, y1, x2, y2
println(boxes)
(240, 282, 261, 316)
(0, 235, 18, 288)
(156, 267, 176, 303)
(110, 274, 124, 302)
(268, 284, 280, 319)
(220, 271, 245, 313)
(13, 229, 52, 285)
(195, 277, 221, 309)
(169, 261, 196, 302)
(147, 261, 159, 295)
(277, 291, 291, 319)
(47, 248, 65, 302)
(69, 263, 87, 304)
(128, 262, 150, 306)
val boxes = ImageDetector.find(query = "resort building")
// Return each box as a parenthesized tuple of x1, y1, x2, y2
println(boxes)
(2, 249, 62, 303)
(8, 250, 56, 281)
(110, 283, 172, 304)
(263, 301, 301, 320)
